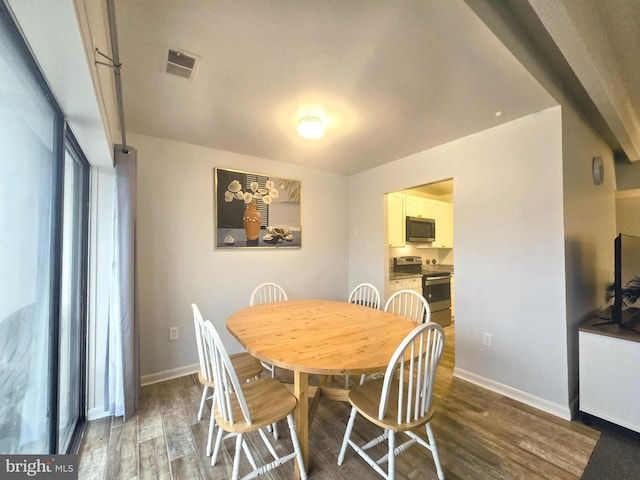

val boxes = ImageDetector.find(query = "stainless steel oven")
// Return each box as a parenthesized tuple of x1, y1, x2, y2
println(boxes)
(423, 273, 451, 327)
(393, 256, 452, 327)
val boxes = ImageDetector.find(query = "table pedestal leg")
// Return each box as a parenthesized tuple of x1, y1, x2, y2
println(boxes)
(293, 370, 309, 478)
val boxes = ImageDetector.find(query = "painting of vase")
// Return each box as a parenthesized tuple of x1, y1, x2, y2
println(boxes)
(214, 167, 301, 249)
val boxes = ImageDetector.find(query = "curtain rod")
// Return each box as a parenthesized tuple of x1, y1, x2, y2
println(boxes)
(100, 0, 128, 156)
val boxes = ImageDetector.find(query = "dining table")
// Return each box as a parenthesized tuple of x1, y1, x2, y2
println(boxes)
(226, 298, 419, 477)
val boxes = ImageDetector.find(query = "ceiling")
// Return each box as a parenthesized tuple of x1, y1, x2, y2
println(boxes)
(499, 0, 640, 164)
(404, 179, 454, 200)
(112, 0, 639, 176)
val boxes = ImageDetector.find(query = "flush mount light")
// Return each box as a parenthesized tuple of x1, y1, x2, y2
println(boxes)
(297, 116, 325, 140)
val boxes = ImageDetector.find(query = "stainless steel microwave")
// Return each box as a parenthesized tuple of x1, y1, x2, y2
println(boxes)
(406, 216, 436, 243)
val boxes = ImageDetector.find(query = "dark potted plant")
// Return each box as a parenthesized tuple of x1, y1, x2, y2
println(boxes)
(606, 275, 640, 306)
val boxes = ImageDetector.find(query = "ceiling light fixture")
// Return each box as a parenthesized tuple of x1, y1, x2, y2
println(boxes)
(297, 116, 325, 140)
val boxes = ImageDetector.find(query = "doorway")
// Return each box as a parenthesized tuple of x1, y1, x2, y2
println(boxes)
(386, 178, 455, 322)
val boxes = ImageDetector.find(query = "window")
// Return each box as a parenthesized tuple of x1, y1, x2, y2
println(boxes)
(58, 133, 89, 453)
(0, 3, 89, 454)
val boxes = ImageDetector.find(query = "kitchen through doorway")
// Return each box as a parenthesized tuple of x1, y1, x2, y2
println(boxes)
(385, 178, 455, 325)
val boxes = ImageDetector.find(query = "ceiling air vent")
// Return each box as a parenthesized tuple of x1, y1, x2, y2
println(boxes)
(166, 49, 198, 80)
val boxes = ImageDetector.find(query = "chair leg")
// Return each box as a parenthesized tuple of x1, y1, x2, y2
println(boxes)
(260, 363, 280, 439)
(206, 397, 216, 457)
(241, 438, 258, 470)
(232, 433, 243, 480)
(211, 427, 224, 466)
(426, 423, 445, 480)
(270, 366, 279, 439)
(286, 414, 308, 480)
(257, 428, 279, 460)
(197, 385, 209, 421)
(388, 429, 395, 480)
(337, 406, 358, 465)
(206, 407, 216, 457)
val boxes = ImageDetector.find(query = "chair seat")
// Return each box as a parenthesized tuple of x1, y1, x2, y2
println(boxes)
(230, 351, 263, 380)
(214, 377, 298, 433)
(198, 352, 262, 388)
(348, 378, 435, 432)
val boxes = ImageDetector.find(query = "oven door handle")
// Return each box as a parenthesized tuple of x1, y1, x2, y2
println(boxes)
(424, 276, 450, 283)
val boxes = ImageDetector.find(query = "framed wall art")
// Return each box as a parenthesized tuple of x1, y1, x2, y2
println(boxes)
(214, 167, 302, 248)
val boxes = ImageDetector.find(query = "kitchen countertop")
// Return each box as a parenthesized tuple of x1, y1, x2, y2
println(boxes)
(388, 272, 422, 280)
(389, 265, 454, 280)
(422, 265, 454, 274)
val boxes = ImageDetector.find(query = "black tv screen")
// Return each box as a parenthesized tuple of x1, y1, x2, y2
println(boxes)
(613, 233, 640, 325)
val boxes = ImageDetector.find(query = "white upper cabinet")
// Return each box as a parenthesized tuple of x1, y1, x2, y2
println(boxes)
(405, 196, 430, 218)
(431, 200, 453, 248)
(405, 196, 417, 217)
(387, 193, 405, 247)
(388, 193, 453, 248)
(405, 194, 453, 248)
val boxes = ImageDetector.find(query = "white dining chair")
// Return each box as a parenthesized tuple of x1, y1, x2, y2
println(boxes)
(191, 304, 262, 457)
(357, 290, 431, 387)
(249, 284, 288, 378)
(250, 282, 288, 307)
(249, 282, 288, 438)
(203, 320, 307, 480)
(338, 322, 446, 480)
(345, 283, 381, 388)
(384, 289, 431, 324)
(348, 283, 381, 309)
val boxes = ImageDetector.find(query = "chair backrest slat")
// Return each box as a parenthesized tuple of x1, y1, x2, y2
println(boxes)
(348, 283, 381, 309)
(379, 323, 444, 424)
(250, 282, 288, 306)
(192, 304, 214, 382)
(384, 289, 431, 324)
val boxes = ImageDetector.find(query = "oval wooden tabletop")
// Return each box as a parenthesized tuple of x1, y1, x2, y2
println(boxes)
(226, 299, 418, 375)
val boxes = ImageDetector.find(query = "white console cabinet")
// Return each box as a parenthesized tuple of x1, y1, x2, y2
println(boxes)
(579, 320, 640, 433)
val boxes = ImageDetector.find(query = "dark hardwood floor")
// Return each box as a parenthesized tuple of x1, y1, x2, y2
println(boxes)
(78, 325, 599, 479)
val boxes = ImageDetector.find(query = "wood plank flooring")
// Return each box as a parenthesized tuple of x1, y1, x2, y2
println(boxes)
(78, 325, 599, 479)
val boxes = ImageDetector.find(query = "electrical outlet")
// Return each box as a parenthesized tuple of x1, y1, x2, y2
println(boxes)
(169, 327, 179, 341)
(483, 333, 492, 347)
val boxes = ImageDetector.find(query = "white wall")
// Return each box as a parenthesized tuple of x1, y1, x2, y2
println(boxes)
(130, 132, 349, 380)
(349, 107, 574, 417)
(615, 161, 640, 191)
(616, 191, 640, 236)
(462, 0, 617, 420)
(561, 104, 617, 414)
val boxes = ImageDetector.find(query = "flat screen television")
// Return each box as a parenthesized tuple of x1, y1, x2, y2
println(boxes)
(610, 233, 640, 331)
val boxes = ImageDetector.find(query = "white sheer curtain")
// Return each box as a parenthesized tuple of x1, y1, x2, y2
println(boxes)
(105, 146, 139, 419)
(0, 7, 59, 451)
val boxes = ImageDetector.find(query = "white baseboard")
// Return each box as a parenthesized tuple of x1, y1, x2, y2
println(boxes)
(453, 367, 572, 420)
(85, 364, 199, 421)
(141, 363, 199, 387)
